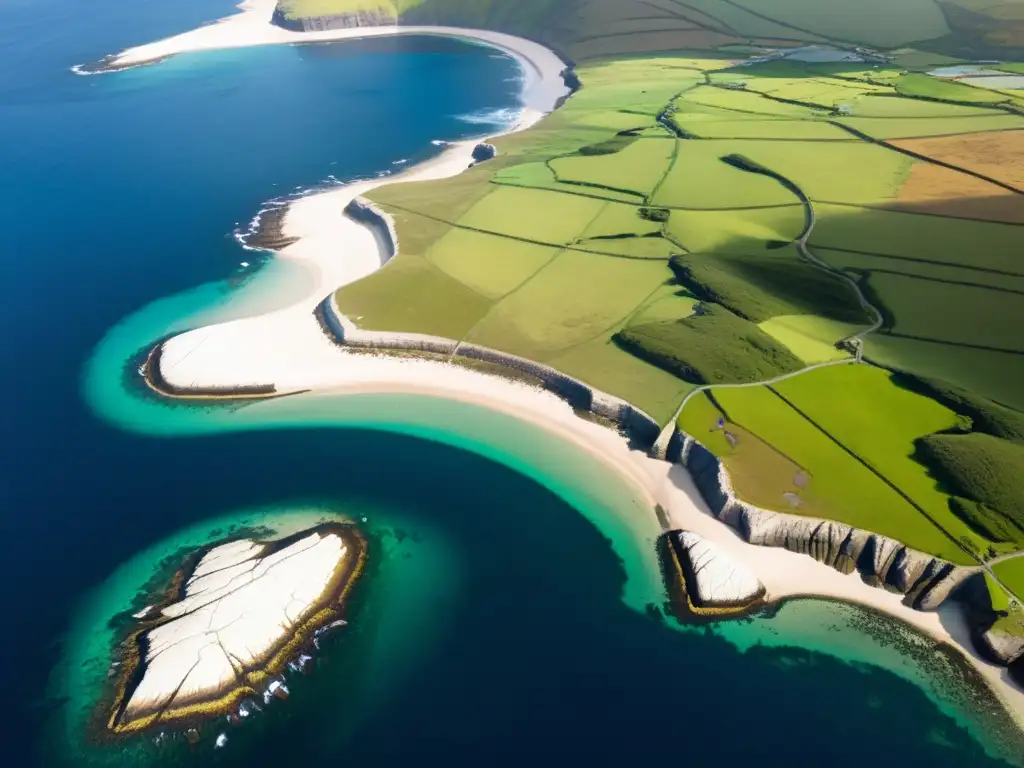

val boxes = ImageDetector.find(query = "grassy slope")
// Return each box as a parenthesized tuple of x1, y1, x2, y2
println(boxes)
(917, 433, 1024, 527)
(276, 0, 1024, 61)
(616, 304, 803, 385)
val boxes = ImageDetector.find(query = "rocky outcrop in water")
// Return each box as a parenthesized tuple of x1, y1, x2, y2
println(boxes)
(978, 629, 1024, 667)
(661, 530, 765, 618)
(676, 531, 765, 607)
(680, 436, 979, 610)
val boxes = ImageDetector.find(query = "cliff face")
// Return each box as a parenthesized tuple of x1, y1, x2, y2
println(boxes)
(681, 437, 979, 611)
(271, 8, 397, 32)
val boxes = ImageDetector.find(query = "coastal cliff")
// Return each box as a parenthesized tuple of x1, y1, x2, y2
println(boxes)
(676, 434, 979, 610)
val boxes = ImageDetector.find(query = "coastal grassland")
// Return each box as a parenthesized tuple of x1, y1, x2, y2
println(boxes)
(615, 303, 803, 385)
(895, 73, 1010, 103)
(491, 162, 643, 203)
(663, 206, 805, 251)
(577, 201, 663, 239)
(370, 159, 505, 221)
(757, 315, 858, 363)
(836, 115, 1024, 140)
(652, 141, 798, 209)
(683, 383, 971, 562)
(845, 96, 998, 118)
(772, 365, 988, 557)
(731, 71, 889, 110)
(994, 559, 1024, 602)
(807, 205, 1024, 408)
(866, 335, 1024, 413)
(720, 0, 949, 47)
(672, 87, 822, 120)
(463, 250, 671, 361)
(547, 339, 694, 424)
(627, 287, 698, 325)
(667, 250, 868, 324)
(335, 249, 492, 337)
(278, 0, 1024, 62)
(672, 118, 854, 140)
(456, 186, 607, 243)
(916, 433, 1024, 532)
(810, 205, 1024, 275)
(349, 49, 1024, 443)
(891, 373, 1024, 443)
(857, 270, 1024, 353)
(549, 137, 674, 198)
(425, 228, 559, 298)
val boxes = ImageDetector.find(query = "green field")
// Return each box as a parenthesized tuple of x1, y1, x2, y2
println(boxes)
(680, 380, 974, 562)
(550, 137, 674, 198)
(994, 558, 1024, 601)
(773, 366, 987, 555)
(618, 304, 803, 385)
(758, 315, 859, 363)
(317, 27, 1024, 572)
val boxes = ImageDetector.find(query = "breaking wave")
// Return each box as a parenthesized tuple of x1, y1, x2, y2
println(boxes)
(456, 107, 522, 127)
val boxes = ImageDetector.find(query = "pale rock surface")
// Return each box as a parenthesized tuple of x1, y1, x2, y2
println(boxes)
(676, 530, 765, 607)
(122, 531, 347, 720)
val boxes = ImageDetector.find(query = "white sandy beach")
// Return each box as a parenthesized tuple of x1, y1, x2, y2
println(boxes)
(93, 4, 1024, 727)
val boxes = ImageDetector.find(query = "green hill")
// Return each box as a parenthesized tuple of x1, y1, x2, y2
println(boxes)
(275, 0, 1024, 60)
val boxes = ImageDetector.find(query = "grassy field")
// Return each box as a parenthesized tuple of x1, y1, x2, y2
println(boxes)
(994, 558, 1024, 602)
(617, 304, 803, 385)
(550, 138, 674, 198)
(279, 0, 1024, 62)
(320, 39, 1024, 568)
(917, 433, 1024, 528)
(668, 251, 867, 323)
(425, 228, 559, 298)
(680, 382, 973, 562)
(772, 366, 988, 556)
(758, 315, 859, 363)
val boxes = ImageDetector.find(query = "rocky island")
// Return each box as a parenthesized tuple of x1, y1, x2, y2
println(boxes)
(105, 523, 366, 738)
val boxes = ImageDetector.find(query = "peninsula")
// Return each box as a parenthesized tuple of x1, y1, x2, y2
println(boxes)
(106, 523, 365, 737)
(83, 0, 1024, 739)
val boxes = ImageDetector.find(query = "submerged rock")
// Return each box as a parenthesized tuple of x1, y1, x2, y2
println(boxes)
(105, 523, 365, 736)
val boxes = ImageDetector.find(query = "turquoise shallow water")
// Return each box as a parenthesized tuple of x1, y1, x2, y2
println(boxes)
(0, 0, 1021, 765)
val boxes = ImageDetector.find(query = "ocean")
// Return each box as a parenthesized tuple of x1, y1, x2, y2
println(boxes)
(0, 0, 1020, 765)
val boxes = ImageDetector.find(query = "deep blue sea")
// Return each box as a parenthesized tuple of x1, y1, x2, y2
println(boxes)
(0, 1, 1021, 766)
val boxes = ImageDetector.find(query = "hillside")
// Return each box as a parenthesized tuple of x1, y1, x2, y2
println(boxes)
(275, 0, 1024, 60)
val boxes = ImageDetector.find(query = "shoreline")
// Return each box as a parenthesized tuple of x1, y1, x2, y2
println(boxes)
(73, 0, 574, 113)
(87, 2, 1024, 735)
